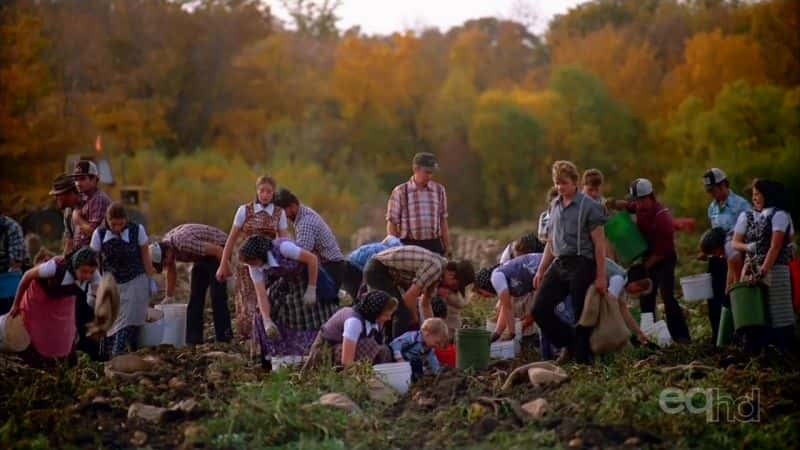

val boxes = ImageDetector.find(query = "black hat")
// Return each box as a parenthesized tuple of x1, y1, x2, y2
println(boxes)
(412, 152, 439, 171)
(49, 173, 77, 196)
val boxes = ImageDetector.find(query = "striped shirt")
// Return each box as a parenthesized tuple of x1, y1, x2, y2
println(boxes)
(373, 245, 446, 291)
(294, 205, 344, 263)
(386, 178, 448, 240)
(163, 224, 227, 263)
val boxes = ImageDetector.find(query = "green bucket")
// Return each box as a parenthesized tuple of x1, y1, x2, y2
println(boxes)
(716, 307, 734, 347)
(604, 213, 648, 265)
(729, 283, 768, 330)
(456, 328, 490, 371)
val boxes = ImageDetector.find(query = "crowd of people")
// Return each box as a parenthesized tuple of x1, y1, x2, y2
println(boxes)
(0, 153, 796, 377)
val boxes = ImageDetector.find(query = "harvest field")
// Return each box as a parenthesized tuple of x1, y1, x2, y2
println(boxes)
(3, 232, 798, 449)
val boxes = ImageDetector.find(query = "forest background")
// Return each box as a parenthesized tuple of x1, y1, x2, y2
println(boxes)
(1, 0, 798, 242)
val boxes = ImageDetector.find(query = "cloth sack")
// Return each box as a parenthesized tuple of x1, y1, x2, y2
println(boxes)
(578, 285, 631, 355)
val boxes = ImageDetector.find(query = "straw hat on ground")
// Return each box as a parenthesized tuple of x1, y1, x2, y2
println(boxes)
(0, 312, 30, 353)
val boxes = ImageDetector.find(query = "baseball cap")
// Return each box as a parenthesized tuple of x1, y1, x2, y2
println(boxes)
(49, 173, 77, 196)
(412, 152, 439, 171)
(72, 160, 99, 178)
(628, 178, 654, 199)
(703, 168, 727, 190)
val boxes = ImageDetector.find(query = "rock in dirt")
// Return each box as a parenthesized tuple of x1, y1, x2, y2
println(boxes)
(528, 365, 568, 387)
(202, 351, 245, 364)
(521, 398, 549, 420)
(624, 436, 642, 446)
(368, 378, 397, 404)
(183, 424, 208, 445)
(413, 392, 435, 408)
(130, 431, 148, 447)
(127, 403, 168, 423)
(317, 393, 361, 414)
(109, 354, 154, 373)
(139, 378, 154, 389)
(206, 370, 224, 384)
(106, 354, 157, 380)
(503, 361, 567, 391)
(170, 399, 201, 415)
(568, 437, 584, 448)
(168, 377, 187, 390)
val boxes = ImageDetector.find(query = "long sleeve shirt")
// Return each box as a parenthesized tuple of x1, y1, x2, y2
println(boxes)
(389, 330, 441, 375)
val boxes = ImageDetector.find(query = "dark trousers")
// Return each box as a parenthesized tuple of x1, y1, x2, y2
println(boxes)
(321, 260, 362, 300)
(330, 260, 364, 300)
(401, 238, 445, 256)
(363, 259, 408, 342)
(640, 255, 691, 343)
(708, 257, 729, 344)
(532, 256, 596, 362)
(75, 289, 103, 360)
(187, 257, 232, 345)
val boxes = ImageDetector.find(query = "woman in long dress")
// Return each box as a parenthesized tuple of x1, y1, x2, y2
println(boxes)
(217, 175, 289, 341)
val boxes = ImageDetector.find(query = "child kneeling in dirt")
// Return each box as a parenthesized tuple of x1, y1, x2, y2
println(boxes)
(389, 317, 449, 382)
(303, 290, 398, 371)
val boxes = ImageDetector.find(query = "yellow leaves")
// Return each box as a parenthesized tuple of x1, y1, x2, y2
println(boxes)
(664, 29, 767, 111)
(551, 25, 662, 117)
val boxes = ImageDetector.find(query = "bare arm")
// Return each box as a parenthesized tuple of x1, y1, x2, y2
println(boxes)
(297, 250, 319, 286)
(619, 297, 648, 342)
(165, 261, 177, 298)
(591, 227, 607, 295)
(533, 240, 555, 290)
(341, 338, 357, 367)
(141, 245, 156, 276)
(387, 221, 400, 238)
(253, 278, 272, 322)
(403, 284, 423, 325)
(440, 218, 450, 254)
(216, 225, 240, 281)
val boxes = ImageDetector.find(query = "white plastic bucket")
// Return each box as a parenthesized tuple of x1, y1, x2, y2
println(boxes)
(272, 355, 306, 371)
(680, 273, 713, 302)
(156, 304, 187, 348)
(490, 340, 519, 360)
(640, 312, 655, 331)
(485, 318, 523, 341)
(373, 362, 411, 394)
(138, 308, 165, 347)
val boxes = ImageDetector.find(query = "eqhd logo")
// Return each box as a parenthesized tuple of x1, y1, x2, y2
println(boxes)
(659, 387, 760, 423)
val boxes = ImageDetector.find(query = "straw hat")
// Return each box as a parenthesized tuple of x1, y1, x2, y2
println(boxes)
(86, 273, 120, 339)
(0, 313, 31, 353)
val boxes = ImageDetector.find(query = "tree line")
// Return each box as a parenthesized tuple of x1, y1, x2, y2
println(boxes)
(1, 0, 798, 238)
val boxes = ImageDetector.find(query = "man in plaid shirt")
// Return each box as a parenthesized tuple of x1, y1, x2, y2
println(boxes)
(386, 153, 450, 256)
(0, 215, 27, 273)
(365, 245, 474, 340)
(274, 188, 364, 299)
(71, 161, 112, 250)
(150, 223, 232, 344)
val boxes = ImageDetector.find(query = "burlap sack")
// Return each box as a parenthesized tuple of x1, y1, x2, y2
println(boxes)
(578, 285, 631, 355)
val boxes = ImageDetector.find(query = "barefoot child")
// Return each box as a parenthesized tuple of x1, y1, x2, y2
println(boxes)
(90, 203, 154, 356)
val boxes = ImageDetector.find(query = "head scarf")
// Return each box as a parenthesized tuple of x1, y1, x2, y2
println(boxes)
(240, 235, 273, 263)
(354, 290, 396, 322)
(474, 265, 498, 294)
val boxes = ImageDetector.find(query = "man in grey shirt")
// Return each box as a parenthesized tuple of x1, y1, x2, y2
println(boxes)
(533, 161, 607, 365)
(49, 173, 83, 254)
